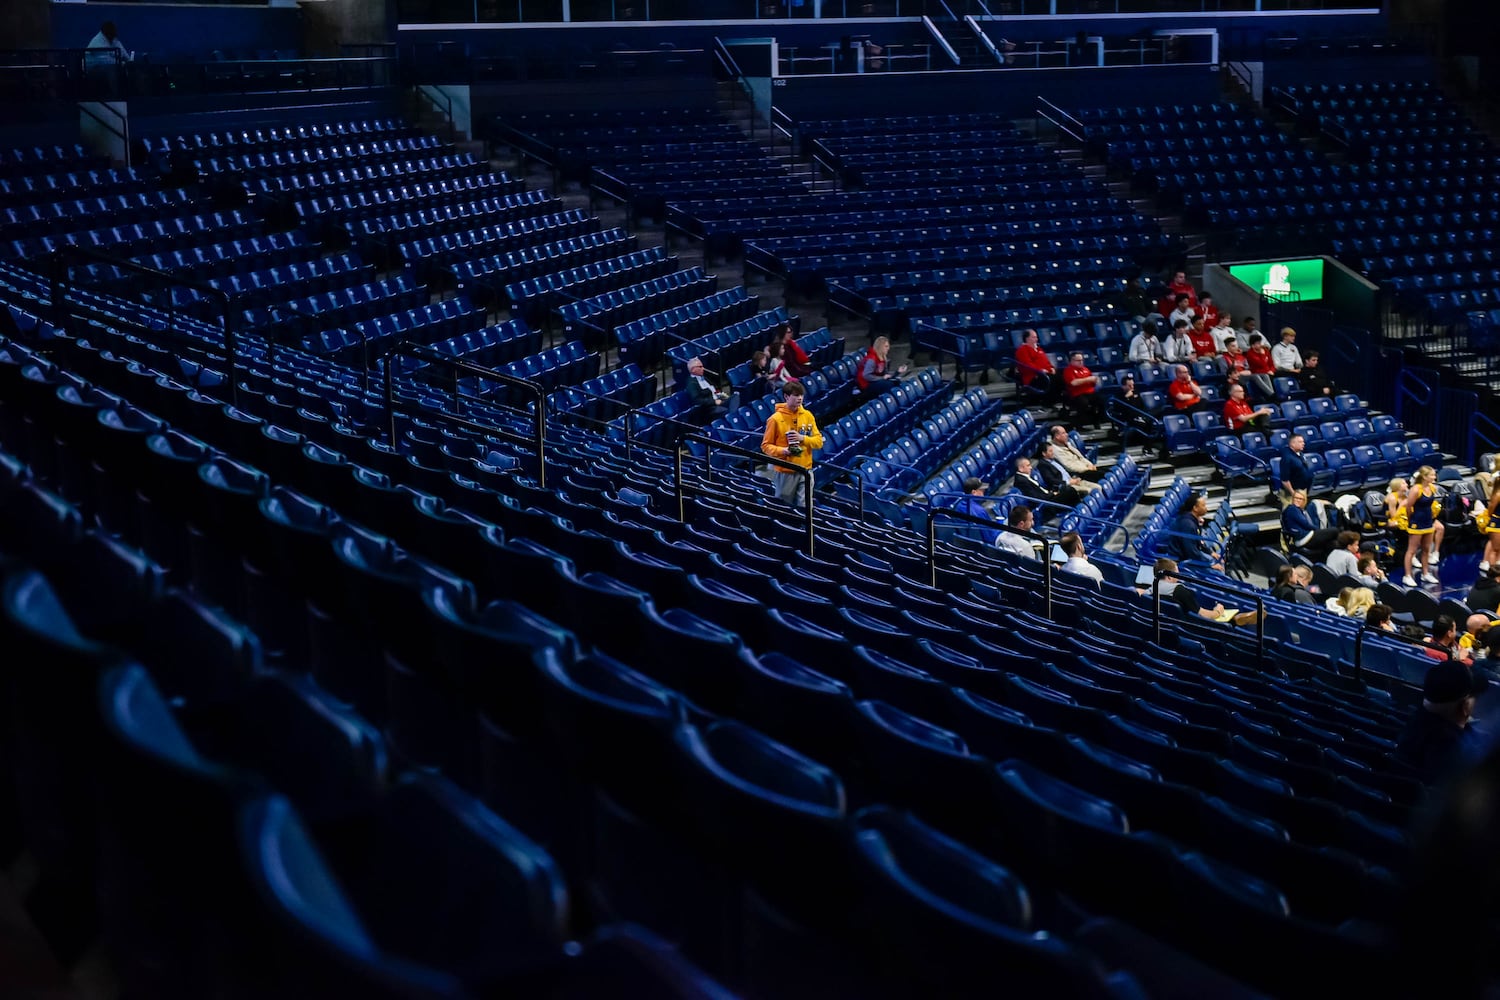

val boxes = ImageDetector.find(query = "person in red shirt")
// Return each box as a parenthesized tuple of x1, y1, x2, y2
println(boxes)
(1013, 328, 1059, 401)
(1060, 351, 1102, 427)
(1167, 364, 1213, 416)
(1244, 332, 1276, 400)
(1186, 317, 1217, 358)
(1222, 382, 1274, 434)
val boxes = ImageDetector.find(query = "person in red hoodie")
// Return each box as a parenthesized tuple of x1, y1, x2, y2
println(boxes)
(1013, 328, 1058, 401)
(773, 323, 812, 379)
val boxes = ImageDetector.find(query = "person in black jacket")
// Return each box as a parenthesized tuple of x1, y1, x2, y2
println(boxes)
(1395, 659, 1486, 785)
(1036, 442, 1082, 507)
(1466, 565, 1500, 615)
(1011, 456, 1067, 521)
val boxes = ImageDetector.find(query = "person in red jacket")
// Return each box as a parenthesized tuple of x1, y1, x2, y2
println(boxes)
(773, 323, 812, 379)
(856, 336, 907, 395)
(1014, 328, 1058, 401)
(1222, 382, 1274, 433)
(1060, 351, 1102, 427)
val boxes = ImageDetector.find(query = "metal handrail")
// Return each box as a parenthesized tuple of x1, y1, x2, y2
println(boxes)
(77, 100, 131, 169)
(414, 84, 455, 141)
(1149, 566, 1266, 663)
(965, 15, 1002, 65)
(1352, 623, 1454, 684)
(926, 507, 1055, 619)
(1468, 410, 1500, 470)
(676, 432, 816, 556)
(382, 339, 547, 487)
(47, 245, 238, 407)
(1036, 96, 1087, 144)
(771, 107, 795, 154)
(924, 490, 1133, 554)
(712, 37, 755, 134)
(921, 16, 962, 67)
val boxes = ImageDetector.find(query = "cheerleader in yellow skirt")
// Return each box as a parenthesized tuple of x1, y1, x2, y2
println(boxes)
(1401, 466, 1442, 586)
(1481, 480, 1500, 571)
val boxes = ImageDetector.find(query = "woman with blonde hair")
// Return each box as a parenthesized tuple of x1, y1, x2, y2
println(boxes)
(1401, 465, 1442, 586)
(1333, 586, 1376, 619)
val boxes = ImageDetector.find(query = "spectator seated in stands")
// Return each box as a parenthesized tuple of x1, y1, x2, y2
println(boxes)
(1355, 553, 1387, 589)
(1127, 320, 1163, 364)
(684, 356, 733, 420)
(1151, 557, 1261, 626)
(1271, 564, 1316, 605)
(1243, 333, 1276, 399)
(1059, 352, 1102, 428)
(1186, 317, 1217, 359)
(1460, 613, 1500, 663)
(1272, 326, 1303, 377)
(1238, 315, 1260, 346)
(1466, 563, 1500, 615)
(748, 349, 769, 381)
(1166, 296, 1196, 335)
(1425, 614, 1470, 663)
(1210, 313, 1235, 353)
(1122, 276, 1152, 320)
(1037, 441, 1086, 505)
(856, 336, 906, 397)
(1326, 531, 1364, 578)
(1012, 455, 1069, 510)
(996, 504, 1038, 560)
(1057, 531, 1103, 586)
(1282, 489, 1340, 561)
(1215, 334, 1249, 390)
(1165, 364, 1214, 417)
(1394, 658, 1486, 785)
(1013, 328, 1059, 402)
(1166, 492, 1224, 571)
(772, 323, 812, 379)
(1160, 269, 1198, 315)
(764, 341, 790, 387)
(1325, 585, 1375, 619)
(1162, 320, 1196, 363)
(1299, 349, 1335, 397)
(1048, 425, 1102, 486)
(1222, 383, 1274, 435)
(1197, 292, 1220, 332)
(955, 476, 1001, 546)
(1367, 603, 1397, 633)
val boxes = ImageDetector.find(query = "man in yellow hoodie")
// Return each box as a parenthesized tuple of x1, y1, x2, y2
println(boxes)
(761, 380, 823, 505)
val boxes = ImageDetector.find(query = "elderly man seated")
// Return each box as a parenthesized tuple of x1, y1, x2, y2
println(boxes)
(684, 356, 733, 420)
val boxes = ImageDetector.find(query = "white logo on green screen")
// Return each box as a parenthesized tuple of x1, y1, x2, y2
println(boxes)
(1261, 264, 1292, 300)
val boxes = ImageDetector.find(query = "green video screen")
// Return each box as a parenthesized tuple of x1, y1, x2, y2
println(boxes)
(1228, 258, 1324, 302)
